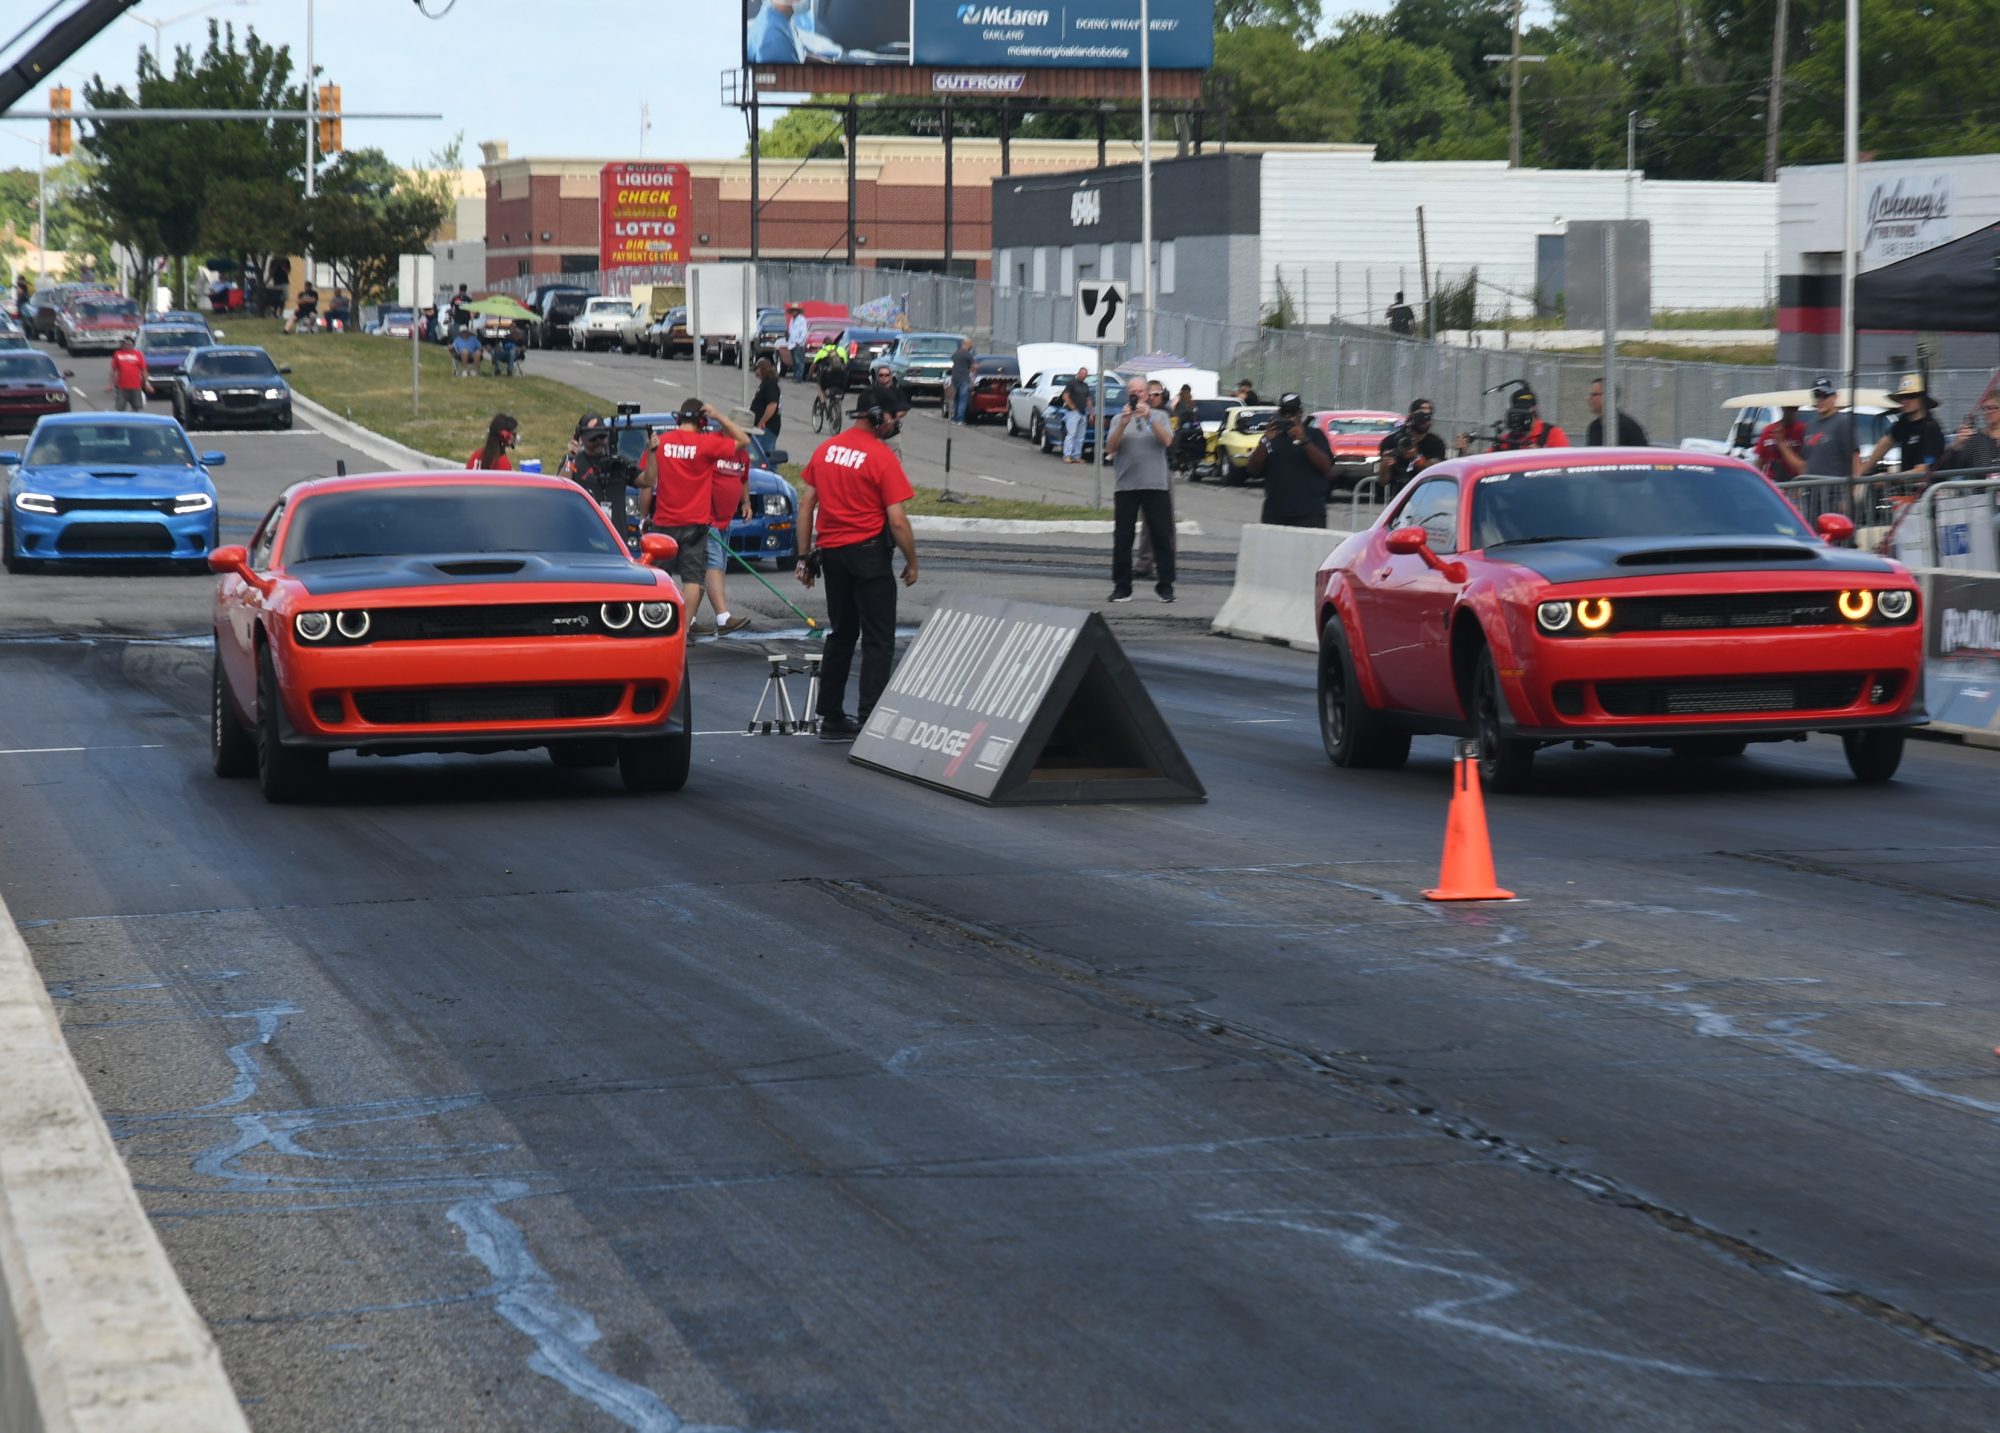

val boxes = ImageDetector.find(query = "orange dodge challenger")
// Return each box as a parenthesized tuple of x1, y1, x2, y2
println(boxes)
(209, 472, 690, 802)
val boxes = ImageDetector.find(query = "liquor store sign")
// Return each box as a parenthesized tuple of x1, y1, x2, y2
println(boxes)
(600, 163, 687, 270)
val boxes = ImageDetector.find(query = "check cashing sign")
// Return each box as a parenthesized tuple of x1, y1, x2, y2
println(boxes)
(1926, 573, 2000, 734)
(852, 593, 1205, 805)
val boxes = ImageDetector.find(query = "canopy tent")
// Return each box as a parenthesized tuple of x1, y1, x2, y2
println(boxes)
(1855, 223, 2000, 332)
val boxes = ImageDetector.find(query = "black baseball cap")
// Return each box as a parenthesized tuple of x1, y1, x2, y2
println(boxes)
(1511, 388, 1538, 408)
(1811, 375, 1838, 397)
(676, 397, 705, 424)
(1278, 392, 1304, 414)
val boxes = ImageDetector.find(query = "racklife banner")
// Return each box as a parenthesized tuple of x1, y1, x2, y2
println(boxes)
(600, 164, 687, 271)
(742, 0, 1214, 70)
(1925, 573, 2000, 733)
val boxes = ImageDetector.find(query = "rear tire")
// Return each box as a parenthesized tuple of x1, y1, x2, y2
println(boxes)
(255, 646, 327, 803)
(1842, 727, 1905, 784)
(620, 684, 692, 792)
(1318, 616, 1410, 769)
(1472, 648, 1536, 793)
(211, 648, 255, 777)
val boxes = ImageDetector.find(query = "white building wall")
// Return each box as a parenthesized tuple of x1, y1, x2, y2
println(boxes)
(1260, 153, 1776, 319)
(1779, 153, 2000, 275)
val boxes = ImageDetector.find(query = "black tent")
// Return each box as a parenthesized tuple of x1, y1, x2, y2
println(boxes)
(1856, 222, 2000, 331)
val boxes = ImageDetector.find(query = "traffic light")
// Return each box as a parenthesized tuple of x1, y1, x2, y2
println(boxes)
(315, 84, 342, 154)
(49, 87, 72, 158)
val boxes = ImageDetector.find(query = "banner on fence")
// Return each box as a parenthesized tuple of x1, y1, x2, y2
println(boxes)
(1925, 572, 2000, 732)
(850, 292, 910, 331)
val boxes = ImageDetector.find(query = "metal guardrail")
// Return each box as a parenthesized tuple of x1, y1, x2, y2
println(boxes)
(1773, 469, 2000, 567)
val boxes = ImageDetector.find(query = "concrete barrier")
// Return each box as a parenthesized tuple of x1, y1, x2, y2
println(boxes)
(0, 898, 250, 1433)
(1211, 523, 1353, 651)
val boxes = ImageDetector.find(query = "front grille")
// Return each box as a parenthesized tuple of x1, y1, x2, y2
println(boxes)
(54, 522, 173, 554)
(54, 496, 177, 514)
(220, 392, 267, 409)
(1595, 674, 1866, 717)
(354, 684, 624, 725)
(1608, 592, 1843, 632)
(366, 605, 606, 641)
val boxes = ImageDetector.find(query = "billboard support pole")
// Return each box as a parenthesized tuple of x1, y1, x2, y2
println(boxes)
(1096, 109, 1107, 170)
(749, 90, 761, 262)
(1140, 0, 1154, 355)
(999, 102, 1012, 177)
(942, 99, 954, 281)
(845, 98, 859, 268)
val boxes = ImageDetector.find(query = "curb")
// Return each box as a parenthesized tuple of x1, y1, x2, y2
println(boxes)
(0, 895, 251, 1432)
(910, 516, 1205, 536)
(289, 391, 454, 472)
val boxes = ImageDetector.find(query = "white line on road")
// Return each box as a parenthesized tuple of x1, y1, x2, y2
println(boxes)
(1227, 719, 1296, 725)
(971, 473, 1017, 486)
(652, 378, 681, 389)
(0, 744, 167, 755)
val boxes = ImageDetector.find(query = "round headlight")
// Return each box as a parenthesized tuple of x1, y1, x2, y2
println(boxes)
(600, 602, 634, 630)
(1837, 590, 1874, 621)
(295, 611, 331, 642)
(1576, 598, 1615, 631)
(334, 610, 371, 640)
(1878, 588, 1914, 621)
(1536, 600, 1573, 632)
(637, 601, 674, 630)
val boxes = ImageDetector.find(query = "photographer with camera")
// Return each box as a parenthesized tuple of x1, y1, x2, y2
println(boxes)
(1249, 393, 1335, 529)
(1106, 377, 1177, 602)
(1377, 397, 1447, 495)
(558, 413, 632, 539)
(1458, 385, 1568, 454)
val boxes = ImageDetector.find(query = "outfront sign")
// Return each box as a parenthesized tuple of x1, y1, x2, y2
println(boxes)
(599, 163, 687, 270)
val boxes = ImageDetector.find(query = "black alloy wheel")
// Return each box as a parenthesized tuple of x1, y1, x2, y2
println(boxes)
(254, 646, 327, 802)
(1842, 727, 1906, 783)
(1473, 648, 1536, 793)
(1317, 617, 1410, 769)
(211, 648, 255, 777)
(619, 682, 692, 793)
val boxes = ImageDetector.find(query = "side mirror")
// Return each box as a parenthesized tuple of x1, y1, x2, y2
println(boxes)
(207, 543, 271, 591)
(1817, 512, 1856, 544)
(211, 328, 226, 339)
(1385, 525, 1430, 555)
(277, 366, 292, 375)
(0, 451, 18, 466)
(639, 532, 679, 566)
(768, 449, 788, 466)
(61, 370, 75, 379)
(201, 450, 227, 466)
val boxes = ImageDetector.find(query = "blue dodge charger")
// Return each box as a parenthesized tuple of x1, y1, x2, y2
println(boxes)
(3, 413, 224, 573)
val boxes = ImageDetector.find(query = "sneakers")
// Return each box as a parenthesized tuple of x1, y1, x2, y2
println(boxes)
(689, 619, 717, 637)
(1108, 590, 1134, 603)
(1157, 587, 1176, 604)
(818, 713, 860, 741)
(716, 613, 752, 635)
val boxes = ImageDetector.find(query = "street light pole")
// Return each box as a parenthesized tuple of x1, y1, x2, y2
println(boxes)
(1840, 0, 1858, 405)
(1140, 0, 1153, 353)
(1624, 111, 1655, 220)
(127, 1, 255, 67)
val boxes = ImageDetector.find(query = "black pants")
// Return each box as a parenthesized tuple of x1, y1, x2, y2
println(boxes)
(1113, 489, 1176, 593)
(819, 536, 898, 721)
(1264, 510, 1328, 529)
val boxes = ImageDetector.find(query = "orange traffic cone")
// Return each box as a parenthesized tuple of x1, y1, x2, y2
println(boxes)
(1425, 740, 1515, 902)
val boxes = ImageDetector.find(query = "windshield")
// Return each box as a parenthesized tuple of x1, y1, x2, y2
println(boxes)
(140, 328, 208, 352)
(187, 351, 280, 379)
(1192, 399, 1234, 423)
(1470, 462, 1814, 549)
(547, 293, 589, 315)
(0, 353, 61, 381)
(26, 422, 193, 467)
(1322, 417, 1398, 435)
(379, 309, 413, 322)
(76, 298, 138, 319)
(284, 484, 625, 563)
(1235, 410, 1278, 433)
(584, 299, 632, 315)
(903, 337, 960, 358)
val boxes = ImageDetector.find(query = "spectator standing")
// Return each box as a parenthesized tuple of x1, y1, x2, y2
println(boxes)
(1864, 373, 1945, 477)
(1386, 291, 1416, 336)
(751, 357, 783, 465)
(107, 337, 148, 412)
(947, 337, 975, 425)
(1136, 379, 1175, 578)
(1753, 404, 1805, 482)
(1171, 384, 1197, 429)
(1061, 367, 1092, 464)
(449, 284, 471, 333)
(1585, 377, 1649, 446)
(1105, 377, 1177, 603)
(1378, 398, 1446, 495)
(1468, 388, 1568, 453)
(795, 394, 920, 739)
(13, 275, 28, 324)
(466, 413, 519, 471)
(1943, 394, 2000, 471)
(1249, 392, 1335, 528)
(785, 306, 809, 380)
(867, 362, 912, 420)
(1774, 378, 1859, 480)
(1234, 379, 1262, 406)
(637, 398, 752, 614)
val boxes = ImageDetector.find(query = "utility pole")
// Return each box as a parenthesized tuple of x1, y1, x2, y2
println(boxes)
(1509, 0, 1522, 169)
(1140, 0, 1155, 353)
(1840, 0, 1858, 401)
(1764, 0, 1790, 182)
(303, 0, 315, 287)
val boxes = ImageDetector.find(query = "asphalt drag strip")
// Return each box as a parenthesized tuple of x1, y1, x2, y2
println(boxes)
(4, 633, 2000, 1430)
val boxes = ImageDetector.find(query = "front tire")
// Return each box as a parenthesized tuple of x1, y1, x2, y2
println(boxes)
(255, 646, 327, 803)
(1472, 648, 1535, 793)
(1318, 616, 1410, 769)
(1842, 727, 1905, 784)
(211, 649, 255, 777)
(1005, 407, 1019, 437)
(619, 684, 691, 792)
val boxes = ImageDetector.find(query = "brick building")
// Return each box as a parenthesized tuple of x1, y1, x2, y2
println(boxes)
(479, 137, 1146, 285)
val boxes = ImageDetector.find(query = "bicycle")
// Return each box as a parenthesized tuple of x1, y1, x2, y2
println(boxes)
(812, 386, 844, 433)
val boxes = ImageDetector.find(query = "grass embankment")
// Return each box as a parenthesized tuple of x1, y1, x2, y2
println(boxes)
(238, 317, 1102, 519)
(1484, 306, 1775, 333)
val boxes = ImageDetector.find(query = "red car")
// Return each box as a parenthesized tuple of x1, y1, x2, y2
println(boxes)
(0, 350, 73, 431)
(209, 473, 692, 802)
(965, 355, 1018, 423)
(1310, 409, 1402, 492)
(1314, 448, 1925, 790)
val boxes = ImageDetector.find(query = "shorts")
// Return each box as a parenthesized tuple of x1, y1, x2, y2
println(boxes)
(656, 523, 710, 583)
(706, 529, 729, 571)
(112, 387, 145, 412)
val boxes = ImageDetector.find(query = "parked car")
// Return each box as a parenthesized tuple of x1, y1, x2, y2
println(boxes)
(22, 284, 75, 341)
(965, 355, 1018, 423)
(883, 332, 966, 400)
(1214, 405, 1282, 483)
(1005, 366, 1117, 446)
(840, 327, 903, 367)
(1313, 447, 1923, 789)
(1176, 397, 1237, 479)
(1311, 409, 1404, 491)
(608, 412, 799, 565)
(0, 350, 74, 432)
(1680, 388, 1897, 471)
(570, 297, 648, 353)
(1034, 375, 1127, 457)
(371, 306, 418, 339)
(645, 307, 691, 358)
(2, 413, 222, 573)
(137, 321, 215, 397)
(0, 330, 30, 352)
(207, 473, 692, 801)
(171, 345, 293, 430)
(703, 307, 785, 366)
(533, 288, 596, 349)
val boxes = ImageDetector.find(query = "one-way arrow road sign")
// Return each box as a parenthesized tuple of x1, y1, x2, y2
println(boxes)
(1076, 281, 1127, 345)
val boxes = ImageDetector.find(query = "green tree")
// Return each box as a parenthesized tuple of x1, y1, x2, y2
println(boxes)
(307, 145, 454, 305)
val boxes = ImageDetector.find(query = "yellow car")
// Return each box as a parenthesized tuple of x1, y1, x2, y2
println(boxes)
(1213, 405, 1279, 485)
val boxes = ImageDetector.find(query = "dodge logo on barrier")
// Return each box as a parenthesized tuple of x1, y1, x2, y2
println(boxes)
(851, 593, 1204, 805)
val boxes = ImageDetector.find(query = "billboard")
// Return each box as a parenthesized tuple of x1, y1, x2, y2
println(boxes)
(742, 0, 1214, 70)
(599, 163, 687, 271)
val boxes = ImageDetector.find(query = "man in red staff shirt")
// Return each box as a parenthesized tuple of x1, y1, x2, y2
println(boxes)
(636, 398, 752, 609)
(689, 437, 754, 637)
(795, 393, 920, 740)
(108, 338, 147, 412)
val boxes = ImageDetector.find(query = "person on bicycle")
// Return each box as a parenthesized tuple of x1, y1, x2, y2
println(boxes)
(814, 345, 851, 427)
(809, 336, 844, 381)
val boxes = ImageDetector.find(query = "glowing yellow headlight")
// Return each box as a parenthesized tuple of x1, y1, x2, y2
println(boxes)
(1576, 598, 1614, 630)
(1837, 590, 1874, 621)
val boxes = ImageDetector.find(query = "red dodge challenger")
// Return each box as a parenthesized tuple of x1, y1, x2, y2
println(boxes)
(1314, 448, 1925, 790)
(209, 472, 690, 802)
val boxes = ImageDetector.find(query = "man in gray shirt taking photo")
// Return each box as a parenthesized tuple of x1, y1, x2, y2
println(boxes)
(1106, 376, 1177, 604)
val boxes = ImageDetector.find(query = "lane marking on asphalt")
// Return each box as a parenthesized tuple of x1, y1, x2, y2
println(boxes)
(0, 744, 167, 755)
(652, 378, 681, 389)
(971, 473, 1017, 486)
(1229, 718, 1296, 725)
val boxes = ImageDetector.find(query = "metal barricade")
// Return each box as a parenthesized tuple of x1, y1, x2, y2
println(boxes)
(1911, 475, 2000, 571)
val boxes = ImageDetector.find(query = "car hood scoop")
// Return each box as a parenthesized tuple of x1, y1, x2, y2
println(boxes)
(292, 551, 654, 596)
(1499, 534, 1898, 584)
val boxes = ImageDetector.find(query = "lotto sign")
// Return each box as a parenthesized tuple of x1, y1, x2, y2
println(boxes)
(599, 163, 687, 270)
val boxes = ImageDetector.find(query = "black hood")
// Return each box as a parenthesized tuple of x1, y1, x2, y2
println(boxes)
(291, 551, 655, 596)
(1494, 534, 1902, 585)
